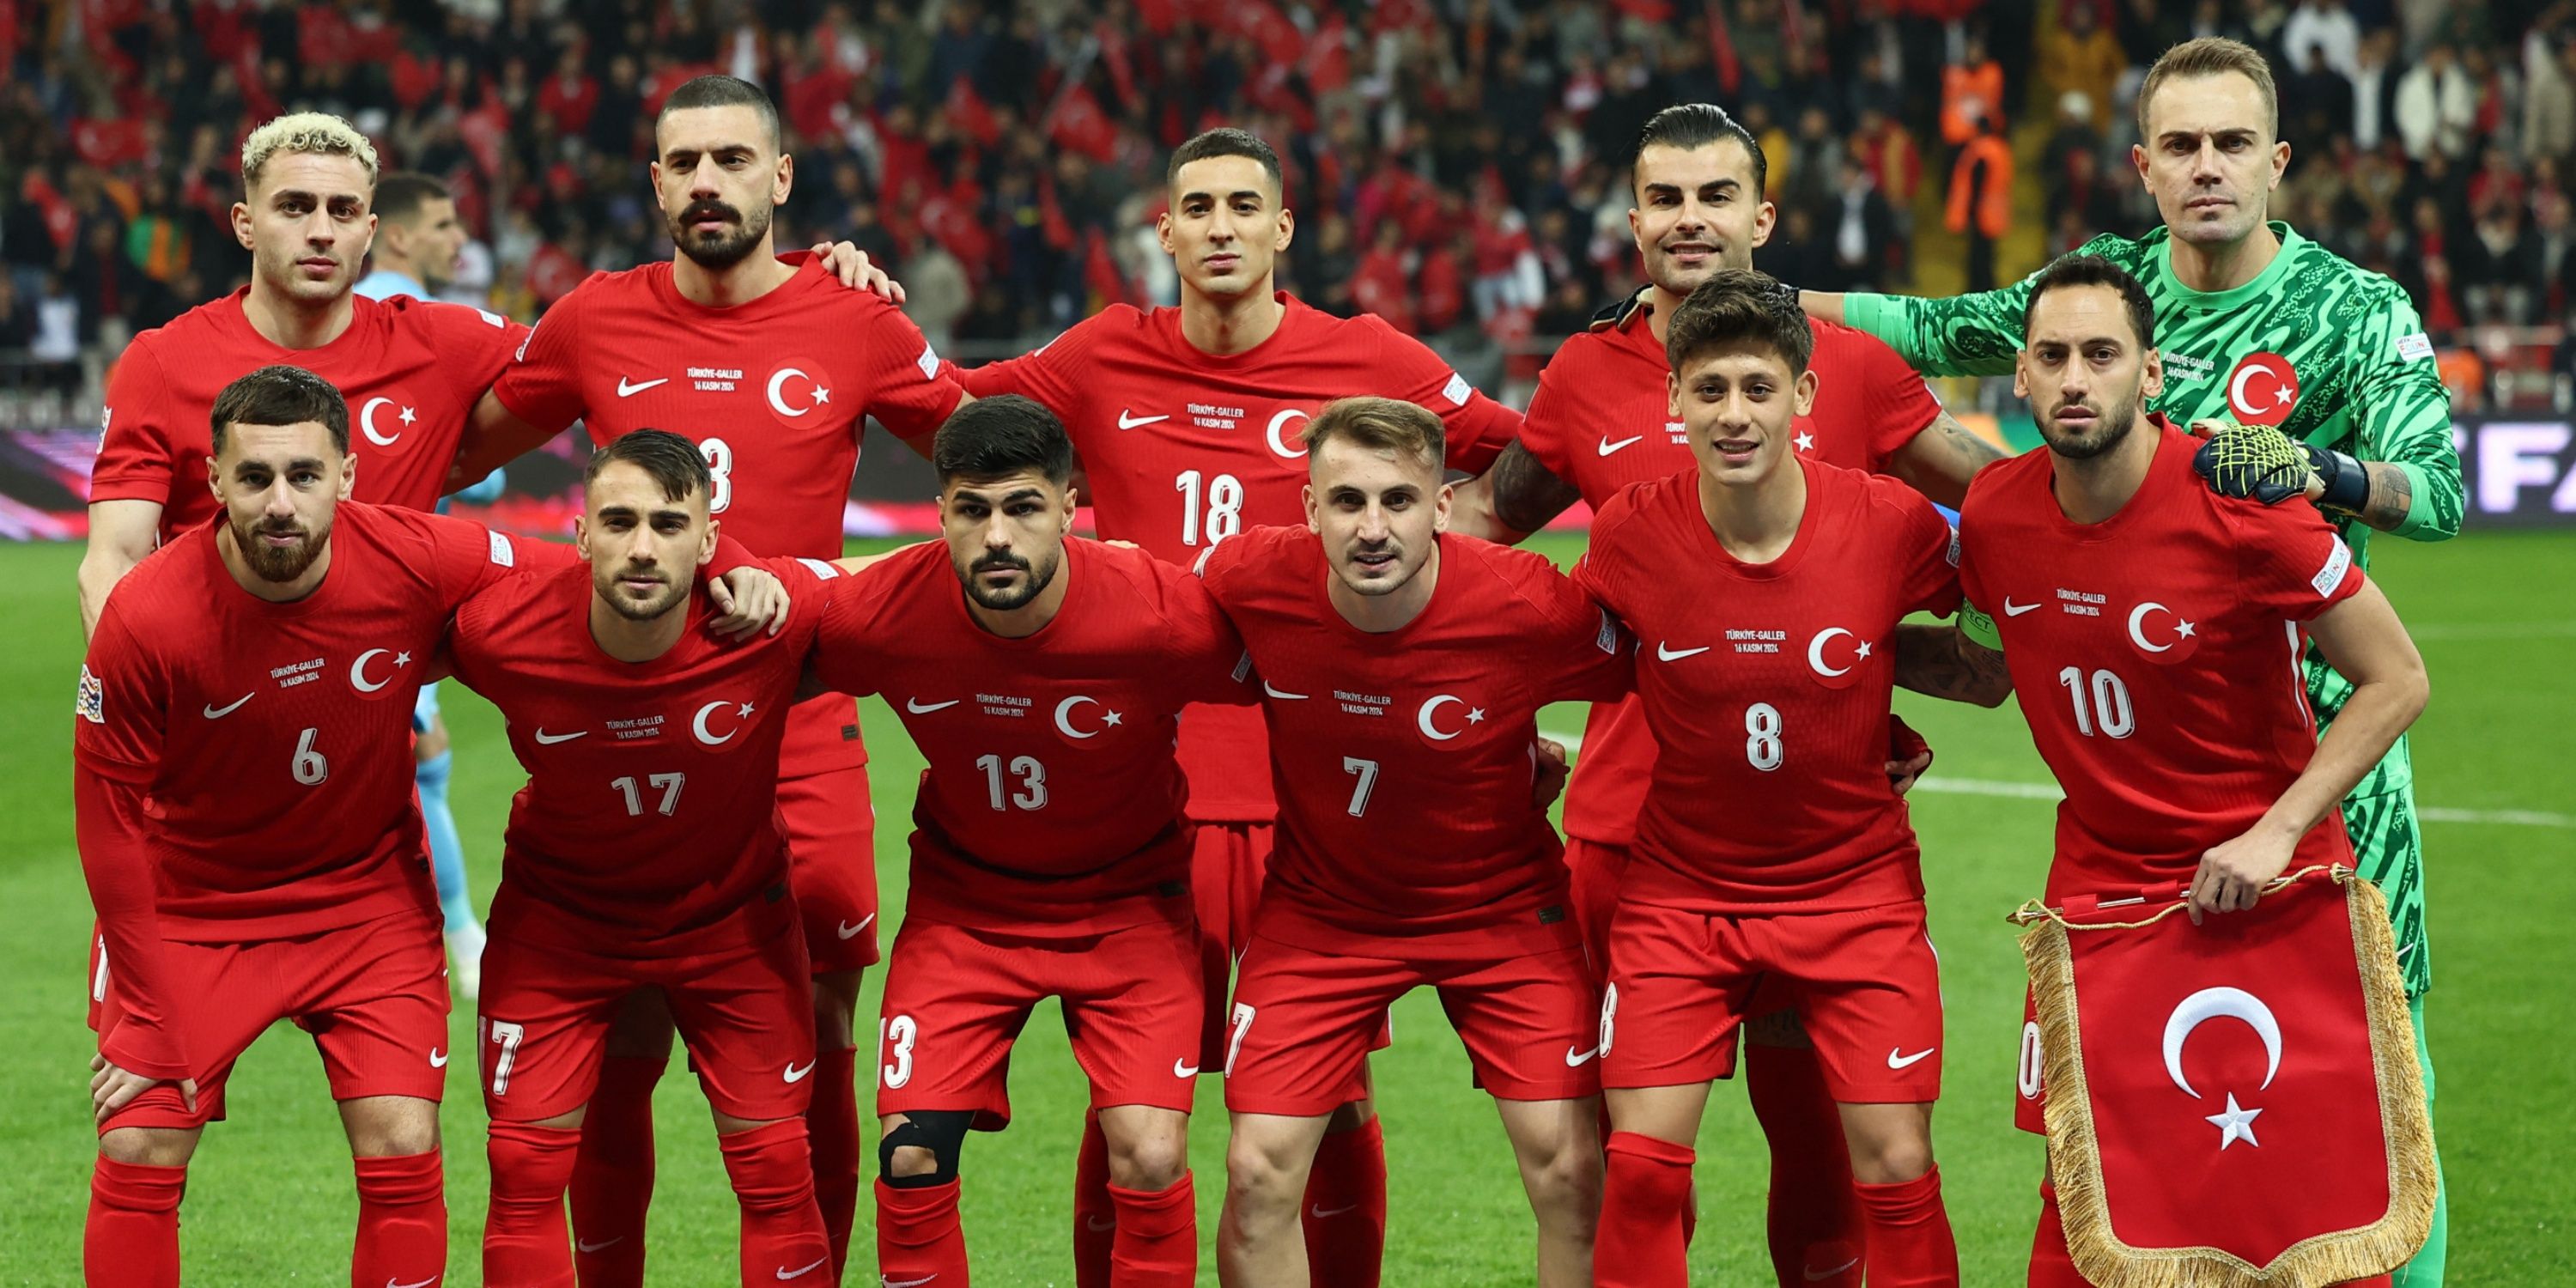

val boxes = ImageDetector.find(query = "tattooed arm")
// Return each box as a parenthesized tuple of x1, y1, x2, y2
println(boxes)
(1893, 623, 2014, 707)
(1450, 440, 1585, 544)
(1885, 408, 2009, 509)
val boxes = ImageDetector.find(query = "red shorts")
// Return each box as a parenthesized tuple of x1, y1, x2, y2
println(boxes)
(477, 895, 817, 1123)
(1223, 933, 1599, 1116)
(874, 907, 1202, 1128)
(94, 912, 449, 1133)
(1190, 821, 1272, 1067)
(1602, 899, 1943, 1103)
(778, 764, 879, 973)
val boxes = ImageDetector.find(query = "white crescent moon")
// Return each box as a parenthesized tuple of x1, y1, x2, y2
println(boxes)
(1807, 627, 1857, 677)
(2227, 360, 2272, 415)
(1054, 695, 1101, 739)
(767, 367, 813, 418)
(692, 699, 738, 745)
(359, 397, 400, 447)
(2128, 602, 2175, 653)
(1418, 694, 1467, 741)
(1267, 408, 1311, 459)
(349, 647, 398, 693)
(2160, 986, 2283, 1100)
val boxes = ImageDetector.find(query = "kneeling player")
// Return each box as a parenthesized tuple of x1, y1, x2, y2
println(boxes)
(1198, 398, 1630, 1288)
(803, 398, 1252, 1287)
(1573, 274, 2015, 1288)
(441, 432, 839, 1286)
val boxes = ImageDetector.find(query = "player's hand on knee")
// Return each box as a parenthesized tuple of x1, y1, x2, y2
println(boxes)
(90, 1053, 196, 1122)
(709, 567, 791, 640)
(811, 241, 905, 304)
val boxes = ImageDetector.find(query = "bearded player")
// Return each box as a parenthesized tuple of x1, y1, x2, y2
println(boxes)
(70, 367, 781, 1285)
(448, 74, 969, 1281)
(1199, 398, 1627, 1288)
(807, 397, 1250, 1288)
(953, 127, 1519, 1286)
(1449, 103, 2004, 1286)
(1911, 257, 2427, 1285)
(1804, 43, 2458, 1279)
(444, 431, 850, 1286)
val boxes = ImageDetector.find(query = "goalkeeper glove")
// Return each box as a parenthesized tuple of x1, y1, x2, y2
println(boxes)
(2190, 419, 2313, 506)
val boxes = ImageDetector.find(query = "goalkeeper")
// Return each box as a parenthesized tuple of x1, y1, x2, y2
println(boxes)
(1803, 36, 2459, 1286)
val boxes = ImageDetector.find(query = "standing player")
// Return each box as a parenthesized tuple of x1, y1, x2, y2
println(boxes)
(445, 433, 837, 1287)
(809, 398, 1249, 1288)
(353, 172, 469, 306)
(70, 367, 775, 1285)
(447, 74, 968, 1283)
(1449, 104, 2005, 1286)
(1804, 42, 2459, 1279)
(954, 127, 1520, 1285)
(1198, 398, 1627, 1288)
(1923, 256, 2427, 1285)
(1572, 273, 2010, 1288)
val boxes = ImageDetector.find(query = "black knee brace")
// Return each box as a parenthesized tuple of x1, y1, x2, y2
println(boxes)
(878, 1109, 972, 1189)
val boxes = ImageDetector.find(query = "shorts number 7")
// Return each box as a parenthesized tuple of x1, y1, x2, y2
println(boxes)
(486, 1019, 525, 1096)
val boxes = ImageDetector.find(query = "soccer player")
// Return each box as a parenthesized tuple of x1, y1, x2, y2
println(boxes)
(448, 74, 969, 1282)
(1929, 255, 2427, 1285)
(444, 431, 842, 1287)
(70, 366, 780, 1286)
(954, 127, 1521, 1285)
(1197, 398, 1627, 1288)
(1449, 103, 2004, 1286)
(805, 397, 1249, 1288)
(1571, 272, 2005, 1288)
(1804, 42, 2459, 1279)
(354, 172, 468, 305)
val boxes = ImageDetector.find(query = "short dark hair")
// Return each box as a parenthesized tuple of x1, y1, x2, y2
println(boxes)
(586, 428, 713, 502)
(1302, 396, 1445, 470)
(2022, 254, 2158, 349)
(1633, 104, 1768, 199)
(1665, 268, 1814, 375)
(657, 75, 782, 151)
(933, 395, 1074, 488)
(210, 364, 349, 456)
(1168, 127, 1284, 198)
(372, 173, 450, 227)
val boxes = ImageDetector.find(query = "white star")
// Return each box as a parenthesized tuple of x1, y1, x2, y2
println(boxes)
(2205, 1093, 2263, 1150)
(398, 404, 418, 426)
(738, 702, 756, 717)
(2273, 386, 2293, 406)
(1855, 641, 1873, 660)
(1102, 710, 1122, 727)
(393, 651, 413, 666)
(1795, 431, 1816, 452)
(2176, 620, 2196, 638)
(812, 386, 831, 405)
(1466, 708, 1486, 724)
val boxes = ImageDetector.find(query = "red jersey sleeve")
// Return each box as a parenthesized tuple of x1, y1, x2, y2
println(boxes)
(1850, 325, 1945, 469)
(1515, 363, 1582, 483)
(1886, 486, 1965, 617)
(412, 512, 578, 611)
(489, 276, 595, 432)
(423, 299, 532, 411)
(845, 297, 965, 447)
(2227, 495, 2365, 622)
(1565, 486, 1643, 621)
(1503, 550, 1633, 702)
(90, 337, 181, 507)
(807, 556, 908, 696)
(1359, 314, 1516, 474)
(73, 612, 189, 1077)
(951, 320, 1094, 412)
(1146, 557, 1258, 706)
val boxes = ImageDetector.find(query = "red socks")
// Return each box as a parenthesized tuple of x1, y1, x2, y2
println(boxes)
(485, 1121, 582, 1288)
(1747, 1040, 1864, 1285)
(1072, 1110, 1117, 1288)
(1852, 1165, 1959, 1287)
(569, 1054, 665, 1288)
(1598, 1132, 1695, 1288)
(720, 1119, 833, 1286)
(1107, 1173, 1196, 1287)
(877, 1177, 971, 1287)
(354, 1150, 446, 1288)
(86, 1155, 184, 1288)
(804, 1046, 863, 1279)
(1300, 1116, 1386, 1288)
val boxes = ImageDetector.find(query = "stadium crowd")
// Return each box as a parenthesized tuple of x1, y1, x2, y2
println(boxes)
(0, 0, 2569, 403)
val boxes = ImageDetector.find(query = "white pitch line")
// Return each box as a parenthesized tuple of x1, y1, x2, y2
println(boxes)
(1538, 731, 2576, 829)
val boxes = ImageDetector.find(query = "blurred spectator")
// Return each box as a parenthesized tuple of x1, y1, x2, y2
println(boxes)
(2527, 34, 2576, 165)
(1948, 112, 2014, 291)
(1940, 32, 2007, 148)
(2281, 0, 2363, 79)
(2354, 27, 2402, 153)
(1828, 157, 1901, 290)
(2041, 5, 2128, 131)
(2397, 45, 2477, 160)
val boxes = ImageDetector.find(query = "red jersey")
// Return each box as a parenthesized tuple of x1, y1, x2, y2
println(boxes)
(489, 254, 966, 779)
(1959, 420, 2363, 900)
(91, 290, 528, 539)
(1197, 526, 1630, 959)
(1572, 459, 1962, 912)
(811, 538, 1251, 936)
(445, 556, 836, 950)
(1521, 294, 1945, 848)
(957, 293, 1519, 823)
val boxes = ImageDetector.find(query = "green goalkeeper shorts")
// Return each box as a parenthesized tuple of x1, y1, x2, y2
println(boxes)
(2344, 784, 2430, 998)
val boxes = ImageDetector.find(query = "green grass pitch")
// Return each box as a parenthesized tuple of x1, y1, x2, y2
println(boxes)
(3, 528, 2571, 1285)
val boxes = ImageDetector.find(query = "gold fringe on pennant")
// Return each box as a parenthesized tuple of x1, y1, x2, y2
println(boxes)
(2016, 869, 2437, 1287)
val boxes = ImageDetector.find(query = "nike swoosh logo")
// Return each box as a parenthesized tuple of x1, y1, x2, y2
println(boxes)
(784, 1060, 816, 1083)
(1597, 434, 1643, 456)
(204, 693, 254, 719)
(775, 1256, 829, 1280)
(1084, 1215, 1118, 1232)
(1117, 410, 1170, 429)
(1174, 1059, 1200, 1078)
(836, 915, 876, 940)
(1887, 1047, 1935, 1069)
(617, 376, 668, 397)
(1261, 681, 1309, 700)
(576, 1236, 623, 1253)
(428, 1048, 448, 1068)
(905, 698, 960, 714)
(884, 1275, 941, 1287)
(1803, 1256, 1860, 1281)
(1309, 1204, 1358, 1219)
(386, 1276, 441, 1288)
(2002, 599, 2042, 617)
(532, 728, 586, 744)
(1656, 642, 1710, 661)
(1564, 1044, 1600, 1067)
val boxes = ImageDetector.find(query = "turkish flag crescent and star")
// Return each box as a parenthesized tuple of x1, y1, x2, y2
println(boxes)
(2020, 868, 2435, 1287)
